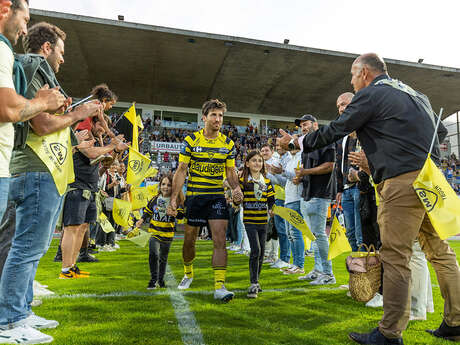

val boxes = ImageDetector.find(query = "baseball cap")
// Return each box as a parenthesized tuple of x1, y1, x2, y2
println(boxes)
(295, 114, 317, 126)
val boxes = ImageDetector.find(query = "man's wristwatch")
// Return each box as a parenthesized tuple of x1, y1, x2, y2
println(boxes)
(288, 138, 296, 150)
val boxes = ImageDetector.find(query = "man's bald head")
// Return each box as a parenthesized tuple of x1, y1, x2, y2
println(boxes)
(336, 92, 354, 115)
(350, 53, 387, 92)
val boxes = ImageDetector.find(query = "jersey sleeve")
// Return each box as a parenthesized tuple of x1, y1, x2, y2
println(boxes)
(225, 141, 236, 168)
(179, 136, 192, 164)
(266, 180, 275, 209)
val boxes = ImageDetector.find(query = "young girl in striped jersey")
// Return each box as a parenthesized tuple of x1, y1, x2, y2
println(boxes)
(236, 150, 275, 298)
(136, 173, 184, 289)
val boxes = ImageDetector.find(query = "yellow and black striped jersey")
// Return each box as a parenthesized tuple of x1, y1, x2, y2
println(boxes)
(142, 196, 184, 242)
(239, 176, 275, 224)
(179, 129, 235, 197)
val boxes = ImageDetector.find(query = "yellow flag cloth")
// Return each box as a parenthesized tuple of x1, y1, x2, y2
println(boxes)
(98, 212, 115, 233)
(130, 186, 150, 210)
(127, 229, 150, 247)
(137, 115, 144, 129)
(112, 198, 132, 227)
(126, 148, 151, 186)
(328, 215, 352, 260)
(413, 154, 460, 240)
(124, 104, 139, 151)
(26, 127, 74, 195)
(145, 166, 158, 179)
(273, 205, 315, 249)
(147, 184, 159, 199)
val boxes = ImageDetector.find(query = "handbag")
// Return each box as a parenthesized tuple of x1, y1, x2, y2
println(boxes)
(346, 244, 381, 302)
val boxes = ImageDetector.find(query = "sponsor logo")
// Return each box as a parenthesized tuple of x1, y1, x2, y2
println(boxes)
(414, 188, 438, 212)
(190, 162, 224, 175)
(289, 212, 304, 226)
(194, 146, 202, 153)
(49, 143, 67, 165)
(218, 147, 228, 154)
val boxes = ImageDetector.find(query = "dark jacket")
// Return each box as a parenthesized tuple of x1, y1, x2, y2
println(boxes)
(302, 74, 448, 184)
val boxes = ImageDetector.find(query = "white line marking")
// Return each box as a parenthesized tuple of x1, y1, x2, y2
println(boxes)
(43, 286, 343, 300)
(164, 265, 206, 345)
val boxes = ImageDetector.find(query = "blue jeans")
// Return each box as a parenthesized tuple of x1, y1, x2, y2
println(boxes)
(0, 177, 9, 222)
(0, 172, 64, 326)
(274, 199, 290, 263)
(301, 198, 333, 275)
(285, 201, 304, 268)
(342, 185, 363, 252)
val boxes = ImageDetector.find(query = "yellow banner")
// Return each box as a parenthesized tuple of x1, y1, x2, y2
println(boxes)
(124, 104, 138, 151)
(98, 212, 115, 233)
(273, 205, 315, 249)
(126, 148, 151, 186)
(145, 166, 158, 179)
(112, 198, 132, 227)
(328, 215, 352, 260)
(26, 127, 74, 195)
(130, 186, 150, 210)
(413, 154, 460, 240)
(147, 184, 159, 199)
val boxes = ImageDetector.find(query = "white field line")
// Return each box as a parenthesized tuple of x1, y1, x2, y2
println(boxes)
(164, 265, 205, 345)
(43, 285, 343, 300)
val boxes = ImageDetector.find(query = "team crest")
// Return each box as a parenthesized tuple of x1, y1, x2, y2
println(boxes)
(129, 159, 143, 173)
(208, 151, 215, 159)
(49, 143, 67, 166)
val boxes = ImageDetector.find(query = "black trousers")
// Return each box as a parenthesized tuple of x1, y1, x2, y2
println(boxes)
(149, 237, 172, 283)
(245, 223, 267, 284)
(359, 191, 381, 249)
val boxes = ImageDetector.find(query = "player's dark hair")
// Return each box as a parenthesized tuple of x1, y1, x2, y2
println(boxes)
(202, 99, 227, 116)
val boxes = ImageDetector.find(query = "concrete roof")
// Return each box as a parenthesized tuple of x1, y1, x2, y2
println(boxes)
(24, 9, 460, 120)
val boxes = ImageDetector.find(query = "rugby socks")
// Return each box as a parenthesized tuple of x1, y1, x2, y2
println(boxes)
(213, 266, 227, 290)
(184, 260, 194, 278)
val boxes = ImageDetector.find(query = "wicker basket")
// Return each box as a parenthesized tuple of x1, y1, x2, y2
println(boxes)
(347, 244, 381, 302)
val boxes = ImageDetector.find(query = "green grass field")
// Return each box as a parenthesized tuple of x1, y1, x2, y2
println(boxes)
(33, 239, 459, 345)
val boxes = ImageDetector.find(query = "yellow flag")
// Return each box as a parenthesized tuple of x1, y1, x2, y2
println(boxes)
(145, 166, 158, 178)
(126, 148, 151, 186)
(124, 104, 139, 151)
(328, 215, 352, 260)
(147, 184, 159, 199)
(137, 115, 144, 129)
(130, 186, 150, 210)
(273, 205, 315, 249)
(112, 198, 132, 227)
(413, 154, 460, 240)
(26, 127, 74, 195)
(98, 212, 115, 233)
(127, 229, 150, 247)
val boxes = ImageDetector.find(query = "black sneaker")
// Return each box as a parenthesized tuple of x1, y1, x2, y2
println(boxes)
(247, 284, 258, 299)
(256, 283, 262, 293)
(53, 254, 62, 262)
(88, 248, 99, 254)
(147, 280, 156, 290)
(426, 320, 460, 342)
(77, 253, 99, 263)
(158, 280, 166, 288)
(349, 327, 404, 344)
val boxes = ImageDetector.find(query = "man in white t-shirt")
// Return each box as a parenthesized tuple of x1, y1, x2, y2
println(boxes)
(0, 0, 65, 224)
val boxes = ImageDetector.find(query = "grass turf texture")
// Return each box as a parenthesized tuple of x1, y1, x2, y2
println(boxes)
(34, 239, 459, 345)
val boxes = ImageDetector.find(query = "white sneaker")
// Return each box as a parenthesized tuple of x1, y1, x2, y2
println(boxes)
(33, 283, 54, 297)
(214, 285, 234, 302)
(271, 260, 290, 269)
(298, 269, 322, 281)
(24, 313, 59, 330)
(229, 245, 240, 251)
(112, 243, 120, 250)
(177, 276, 193, 290)
(32, 281, 48, 289)
(310, 274, 336, 285)
(101, 245, 115, 252)
(0, 324, 53, 344)
(365, 293, 383, 308)
(247, 284, 258, 299)
(31, 300, 42, 307)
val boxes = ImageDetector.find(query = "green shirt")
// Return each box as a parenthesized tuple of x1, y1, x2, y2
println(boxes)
(9, 73, 48, 174)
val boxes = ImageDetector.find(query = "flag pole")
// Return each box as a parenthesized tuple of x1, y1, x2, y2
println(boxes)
(428, 108, 443, 156)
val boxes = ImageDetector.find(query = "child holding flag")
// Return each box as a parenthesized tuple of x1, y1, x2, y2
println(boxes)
(135, 174, 184, 289)
(235, 151, 275, 298)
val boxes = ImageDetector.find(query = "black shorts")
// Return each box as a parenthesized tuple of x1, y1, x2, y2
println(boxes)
(185, 195, 228, 226)
(62, 189, 97, 226)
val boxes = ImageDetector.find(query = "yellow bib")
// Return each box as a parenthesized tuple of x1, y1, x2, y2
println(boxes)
(26, 127, 74, 196)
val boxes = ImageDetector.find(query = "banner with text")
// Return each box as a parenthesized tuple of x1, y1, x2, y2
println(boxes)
(151, 141, 182, 153)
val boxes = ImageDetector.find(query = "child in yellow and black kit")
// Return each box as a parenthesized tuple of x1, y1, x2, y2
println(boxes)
(235, 150, 275, 298)
(136, 173, 184, 289)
